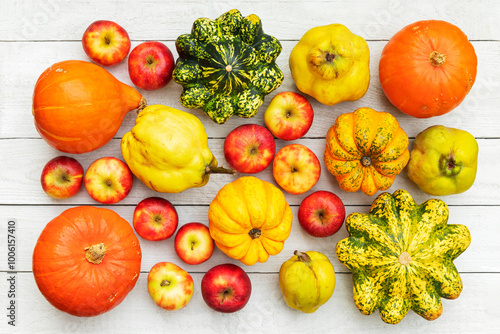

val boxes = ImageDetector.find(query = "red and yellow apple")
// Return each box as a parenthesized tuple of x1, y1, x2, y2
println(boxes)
(272, 144, 321, 195)
(298, 190, 345, 237)
(82, 20, 131, 66)
(128, 41, 175, 90)
(224, 124, 276, 174)
(133, 197, 178, 241)
(84, 157, 133, 204)
(264, 91, 314, 141)
(147, 262, 194, 311)
(201, 263, 252, 313)
(40, 156, 84, 199)
(174, 222, 214, 265)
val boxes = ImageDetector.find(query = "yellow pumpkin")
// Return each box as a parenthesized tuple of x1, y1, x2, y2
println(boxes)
(208, 176, 293, 265)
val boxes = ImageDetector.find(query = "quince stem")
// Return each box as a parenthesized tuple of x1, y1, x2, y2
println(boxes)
(294, 250, 311, 263)
(204, 166, 236, 175)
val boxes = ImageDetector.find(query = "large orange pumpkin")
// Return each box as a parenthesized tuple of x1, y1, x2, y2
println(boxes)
(208, 176, 293, 265)
(33, 206, 142, 317)
(379, 20, 477, 118)
(32, 60, 146, 153)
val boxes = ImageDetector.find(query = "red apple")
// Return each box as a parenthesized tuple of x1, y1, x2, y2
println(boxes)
(224, 124, 276, 174)
(147, 262, 194, 311)
(84, 157, 133, 204)
(201, 263, 252, 313)
(272, 144, 321, 195)
(128, 41, 175, 90)
(298, 191, 345, 237)
(82, 20, 131, 66)
(133, 197, 178, 241)
(174, 223, 214, 265)
(41, 156, 84, 199)
(264, 91, 314, 141)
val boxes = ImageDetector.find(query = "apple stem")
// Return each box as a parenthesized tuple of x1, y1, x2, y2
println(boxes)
(221, 289, 230, 304)
(204, 166, 236, 175)
(160, 279, 170, 287)
(294, 250, 311, 263)
(84, 243, 107, 265)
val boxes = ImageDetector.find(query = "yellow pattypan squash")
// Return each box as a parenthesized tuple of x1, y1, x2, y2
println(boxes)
(336, 189, 471, 324)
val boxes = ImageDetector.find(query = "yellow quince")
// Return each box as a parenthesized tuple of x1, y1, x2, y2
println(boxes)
(121, 104, 234, 193)
(289, 24, 370, 106)
(279, 250, 336, 313)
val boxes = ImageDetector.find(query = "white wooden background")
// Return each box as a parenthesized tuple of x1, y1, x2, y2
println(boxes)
(1, 0, 499, 333)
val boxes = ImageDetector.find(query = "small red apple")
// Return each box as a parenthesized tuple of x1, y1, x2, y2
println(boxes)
(84, 157, 133, 204)
(41, 156, 84, 199)
(128, 41, 175, 90)
(82, 20, 131, 66)
(133, 197, 178, 241)
(272, 144, 321, 195)
(147, 262, 194, 311)
(264, 91, 314, 141)
(224, 124, 276, 174)
(174, 223, 214, 265)
(201, 263, 252, 313)
(298, 191, 346, 237)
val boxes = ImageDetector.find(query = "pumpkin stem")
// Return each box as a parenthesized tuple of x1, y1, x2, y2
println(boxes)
(398, 252, 412, 266)
(205, 166, 236, 175)
(248, 228, 261, 239)
(84, 243, 107, 264)
(361, 156, 372, 167)
(137, 97, 147, 113)
(294, 250, 311, 263)
(429, 51, 446, 67)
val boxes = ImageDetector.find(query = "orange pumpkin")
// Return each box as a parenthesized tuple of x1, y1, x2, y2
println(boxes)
(32, 60, 146, 153)
(379, 20, 477, 118)
(208, 176, 293, 265)
(32, 206, 142, 317)
(324, 107, 410, 196)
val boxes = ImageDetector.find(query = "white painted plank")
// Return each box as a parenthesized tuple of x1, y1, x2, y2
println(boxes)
(1, 0, 499, 41)
(0, 272, 498, 333)
(0, 204, 496, 273)
(0, 138, 497, 206)
(1, 40, 499, 139)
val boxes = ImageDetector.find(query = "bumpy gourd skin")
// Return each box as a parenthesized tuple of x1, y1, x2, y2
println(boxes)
(336, 189, 471, 324)
(407, 125, 479, 195)
(279, 251, 336, 313)
(173, 9, 284, 124)
(289, 24, 370, 106)
(121, 105, 220, 193)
